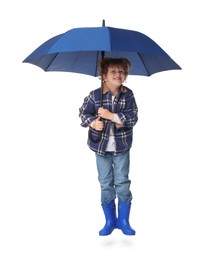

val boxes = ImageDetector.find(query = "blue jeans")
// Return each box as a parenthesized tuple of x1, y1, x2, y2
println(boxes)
(96, 150, 133, 205)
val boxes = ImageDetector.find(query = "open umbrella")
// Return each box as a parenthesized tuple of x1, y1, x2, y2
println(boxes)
(23, 20, 181, 76)
(23, 20, 181, 142)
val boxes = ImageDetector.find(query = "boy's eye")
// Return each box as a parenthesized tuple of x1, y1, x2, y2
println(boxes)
(110, 70, 125, 75)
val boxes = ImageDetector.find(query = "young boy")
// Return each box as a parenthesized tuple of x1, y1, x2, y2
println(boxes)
(79, 58, 138, 236)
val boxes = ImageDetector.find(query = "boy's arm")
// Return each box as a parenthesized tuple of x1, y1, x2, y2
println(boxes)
(79, 92, 97, 127)
(112, 114, 123, 128)
(97, 107, 123, 128)
(116, 92, 138, 128)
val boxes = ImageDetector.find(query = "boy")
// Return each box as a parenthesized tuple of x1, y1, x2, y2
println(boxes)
(79, 58, 138, 235)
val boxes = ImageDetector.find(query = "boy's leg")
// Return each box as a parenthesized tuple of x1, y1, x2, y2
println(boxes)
(113, 150, 132, 204)
(113, 151, 135, 235)
(96, 153, 117, 235)
(96, 152, 116, 204)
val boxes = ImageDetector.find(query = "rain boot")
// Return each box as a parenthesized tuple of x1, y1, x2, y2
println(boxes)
(116, 200, 136, 235)
(99, 200, 117, 236)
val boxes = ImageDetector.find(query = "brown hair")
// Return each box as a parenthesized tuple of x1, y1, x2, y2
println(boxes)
(98, 58, 131, 76)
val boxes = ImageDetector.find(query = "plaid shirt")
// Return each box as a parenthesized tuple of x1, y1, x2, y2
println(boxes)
(79, 85, 138, 155)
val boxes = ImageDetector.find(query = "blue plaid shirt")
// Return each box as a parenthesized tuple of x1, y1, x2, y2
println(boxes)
(79, 85, 138, 155)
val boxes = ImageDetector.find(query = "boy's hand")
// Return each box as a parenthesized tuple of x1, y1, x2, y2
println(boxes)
(98, 107, 114, 121)
(93, 117, 104, 131)
(115, 123, 123, 128)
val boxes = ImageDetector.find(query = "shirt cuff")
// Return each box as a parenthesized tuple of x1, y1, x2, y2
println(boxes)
(113, 114, 123, 124)
(90, 120, 95, 128)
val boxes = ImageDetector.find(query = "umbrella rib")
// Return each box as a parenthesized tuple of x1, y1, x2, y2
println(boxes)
(94, 51, 100, 76)
(137, 53, 152, 76)
(45, 53, 59, 71)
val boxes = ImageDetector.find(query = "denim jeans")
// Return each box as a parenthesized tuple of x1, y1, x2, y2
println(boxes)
(96, 150, 133, 205)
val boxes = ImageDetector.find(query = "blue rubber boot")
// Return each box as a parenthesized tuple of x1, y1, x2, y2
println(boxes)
(116, 200, 136, 235)
(99, 200, 117, 236)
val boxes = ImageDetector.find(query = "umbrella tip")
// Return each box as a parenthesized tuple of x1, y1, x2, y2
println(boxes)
(102, 19, 105, 27)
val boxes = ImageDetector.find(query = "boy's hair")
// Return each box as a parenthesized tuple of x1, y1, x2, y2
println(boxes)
(98, 58, 131, 76)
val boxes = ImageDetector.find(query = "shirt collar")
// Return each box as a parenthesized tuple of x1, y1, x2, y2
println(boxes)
(102, 84, 128, 94)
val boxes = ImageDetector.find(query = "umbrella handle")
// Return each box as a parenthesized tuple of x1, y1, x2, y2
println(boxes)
(88, 128, 102, 143)
(88, 33, 104, 144)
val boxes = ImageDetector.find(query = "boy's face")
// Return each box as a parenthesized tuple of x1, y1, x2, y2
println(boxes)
(103, 65, 127, 88)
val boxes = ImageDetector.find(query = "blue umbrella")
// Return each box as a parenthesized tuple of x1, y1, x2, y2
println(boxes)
(23, 22, 181, 77)
(23, 20, 181, 142)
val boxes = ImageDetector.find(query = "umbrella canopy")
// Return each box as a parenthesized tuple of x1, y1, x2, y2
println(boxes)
(23, 25, 181, 76)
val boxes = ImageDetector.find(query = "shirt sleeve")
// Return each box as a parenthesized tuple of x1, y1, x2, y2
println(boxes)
(112, 114, 123, 124)
(116, 91, 138, 128)
(79, 91, 97, 127)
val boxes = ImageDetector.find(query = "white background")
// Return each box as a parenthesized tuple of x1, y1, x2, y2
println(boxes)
(1, 0, 222, 259)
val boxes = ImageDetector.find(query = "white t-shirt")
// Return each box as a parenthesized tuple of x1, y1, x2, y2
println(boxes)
(106, 96, 123, 152)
